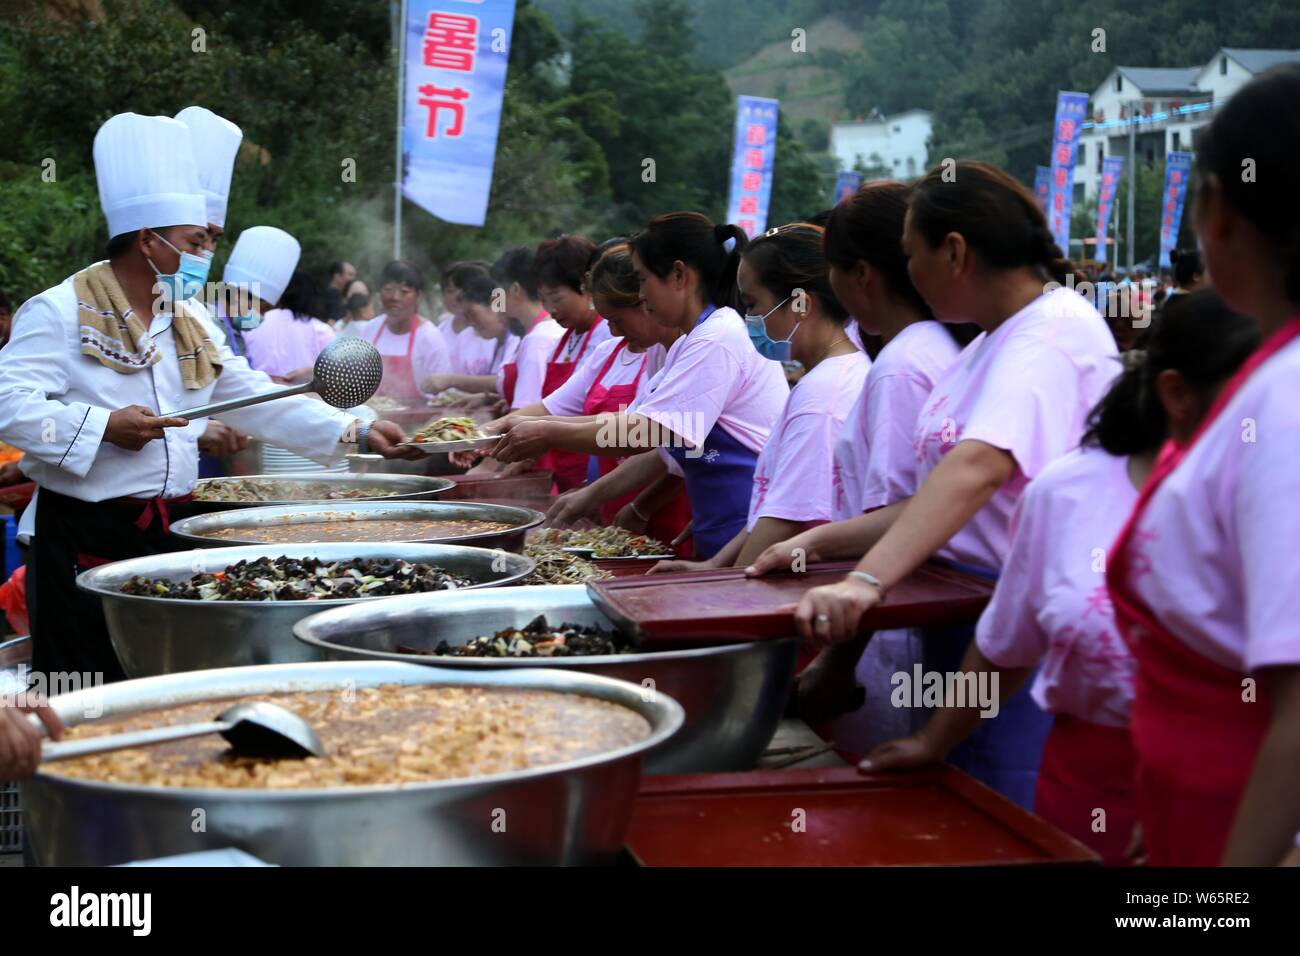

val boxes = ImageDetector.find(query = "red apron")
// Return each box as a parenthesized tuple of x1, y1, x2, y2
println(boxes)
(1107, 315, 1300, 866)
(499, 309, 549, 408)
(1034, 715, 1138, 866)
(537, 319, 603, 492)
(583, 341, 692, 550)
(370, 318, 422, 404)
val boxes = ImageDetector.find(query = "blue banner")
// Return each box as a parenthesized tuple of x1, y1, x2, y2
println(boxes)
(725, 96, 779, 239)
(832, 169, 862, 205)
(1159, 151, 1194, 269)
(1033, 165, 1051, 211)
(401, 1, 516, 227)
(1047, 91, 1088, 254)
(1095, 155, 1125, 257)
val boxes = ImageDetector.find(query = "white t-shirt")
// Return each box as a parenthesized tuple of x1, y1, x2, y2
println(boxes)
(832, 320, 957, 521)
(1129, 335, 1300, 673)
(360, 314, 452, 393)
(455, 324, 505, 376)
(911, 288, 1119, 571)
(977, 445, 1137, 727)
(635, 306, 789, 477)
(509, 314, 564, 407)
(542, 338, 666, 417)
(748, 351, 870, 530)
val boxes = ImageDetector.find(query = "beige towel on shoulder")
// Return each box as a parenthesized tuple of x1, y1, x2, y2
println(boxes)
(73, 260, 222, 389)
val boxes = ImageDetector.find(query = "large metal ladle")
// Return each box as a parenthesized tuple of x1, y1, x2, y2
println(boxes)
(165, 337, 384, 421)
(41, 701, 325, 762)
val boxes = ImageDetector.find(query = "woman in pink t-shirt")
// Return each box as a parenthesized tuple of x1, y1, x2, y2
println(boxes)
(862, 293, 1259, 863)
(748, 162, 1118, 806)
(242, 270, 336, 383)
(648, 223, 867, 571)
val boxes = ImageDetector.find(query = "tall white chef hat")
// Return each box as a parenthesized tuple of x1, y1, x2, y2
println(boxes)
(93, 113, 206, 238)
(175, 106, 243, 229)
(222, 226, 301, 307)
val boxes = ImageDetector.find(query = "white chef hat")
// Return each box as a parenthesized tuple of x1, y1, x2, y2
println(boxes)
(175, 106, 243, 228)
(222, 226, 301, 307)
(93, 113, 206, 238)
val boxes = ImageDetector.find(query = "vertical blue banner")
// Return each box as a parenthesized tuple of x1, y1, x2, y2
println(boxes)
(402, 1, 516, 227)
(831, 169, 862, 205)
(1047, 91, 1088, 255)
(1033, 165, 1051, 211)
(1158, 151, 1194, 269)
(1095, 155, 1125, 257)
(725, 95, 779, 239)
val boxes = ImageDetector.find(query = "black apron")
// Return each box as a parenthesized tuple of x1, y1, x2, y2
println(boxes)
(31, 489, 196, 683)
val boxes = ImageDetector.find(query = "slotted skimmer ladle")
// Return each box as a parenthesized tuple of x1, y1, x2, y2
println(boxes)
(166, 337, 384, 420)
(41, 701, 325, 762)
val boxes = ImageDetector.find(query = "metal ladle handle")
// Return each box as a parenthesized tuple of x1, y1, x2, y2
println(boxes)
(41, 720, 233, 762)
(163, 381, 315, 421)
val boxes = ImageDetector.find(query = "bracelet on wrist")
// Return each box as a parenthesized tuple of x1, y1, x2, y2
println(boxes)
(848, 570, 887, 596)
(629, 500, 649, 522)
(354, 420, 372, 454)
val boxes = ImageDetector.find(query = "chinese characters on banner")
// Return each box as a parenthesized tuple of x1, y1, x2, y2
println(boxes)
(1033, 165, 1052, 211)
(725, 96, 779, 239)
(1158, 151, 1194, 268)
(831, 169, 862, 205)
(1047, 91, 1089, 255)
(1094, 155, 1125, 257)
(402, 1, 516, 227)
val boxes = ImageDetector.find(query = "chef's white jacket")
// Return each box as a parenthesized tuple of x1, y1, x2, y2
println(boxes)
(0, 269, 354, 502)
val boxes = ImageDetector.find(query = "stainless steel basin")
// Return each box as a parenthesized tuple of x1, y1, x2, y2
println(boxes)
(77, 543, 535, 677)
(169, 500, 545, 553)
(293, 585, 797, 774)
(188, 473, 455, 513)
(23, 661, 683, 866)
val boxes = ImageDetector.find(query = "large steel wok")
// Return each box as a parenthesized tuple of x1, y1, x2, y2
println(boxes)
(23, 661, 683, 866)
(293, 585, 797, 774)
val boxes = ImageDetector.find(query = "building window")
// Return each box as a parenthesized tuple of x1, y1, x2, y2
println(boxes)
(892, 125, 901, 133)
(1116, 74, 1123, 93)
(1098, 148, 1104, 172)
(1221, 55, 1228, 75)
(1078, 142, 1086, 165)
(1172, 131, 1181, 151)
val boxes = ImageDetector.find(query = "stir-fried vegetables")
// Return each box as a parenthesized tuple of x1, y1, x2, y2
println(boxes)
(530, 526, 671, 558)
(120, 556, 473, 602)
(399, 614, 636, 658)
(411, 417, 484, 443)
(193, 478, 394, 502)
(524, 542, 613, 585)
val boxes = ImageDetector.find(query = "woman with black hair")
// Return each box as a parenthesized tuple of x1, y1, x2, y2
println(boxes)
(432, 273, 522, 393)
(357, 259, 451, 404)
(867, 290, 1259, 864)
(1167, 247, 1205, 296)
(748, 161, 1119, 807)
(648, 222, 867, 571)
(431, 260, 496, 378)
(493, 212, 789, 559)
(492, 246, 561, 409)
(243, 270, 335, 384)
(1107, 64, 1300, 866)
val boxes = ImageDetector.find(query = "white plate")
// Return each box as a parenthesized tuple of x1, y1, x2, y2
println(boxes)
(400, 435, 501, 455)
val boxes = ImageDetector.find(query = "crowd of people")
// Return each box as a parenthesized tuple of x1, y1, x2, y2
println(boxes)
(0, 63, 1297, 868)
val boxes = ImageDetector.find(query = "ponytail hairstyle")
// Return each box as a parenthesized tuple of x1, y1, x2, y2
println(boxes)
(588, 243, 640, 310)
(631, 211, 749, 313)
(1196, 63, 1300, 304)
(535, 234, 598, 293)
(909, 161, 1074, 285)
(1082, 287, 1259, 455)
(743, 223, 848, 323)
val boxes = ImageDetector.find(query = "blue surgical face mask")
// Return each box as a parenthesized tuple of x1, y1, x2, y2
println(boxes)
(744, 296, 796, 362)
(232, 310, 263, 332)
(147, 232, 211, 303)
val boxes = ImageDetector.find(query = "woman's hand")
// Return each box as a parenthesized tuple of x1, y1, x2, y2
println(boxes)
(858, 730, 944, 775)
(105, 405, 190, 451)
(422, 374, 450, 395)
(794, 575, 882, 645)
(482, 412, 525, 436)
(547, 487, 597, 527)
(647, 558, 714, 575)
(367, 420, 424, 460)
(0, 699, 63, 781)
(744, 530, 823, 577)
(449, 448, 489, 470)
(197, 420, 249, 457)
(493, 420, 553, 463)
(613, 501, 649, 534)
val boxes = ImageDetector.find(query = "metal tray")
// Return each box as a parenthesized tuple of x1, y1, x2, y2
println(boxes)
(189, 473, 454, 513)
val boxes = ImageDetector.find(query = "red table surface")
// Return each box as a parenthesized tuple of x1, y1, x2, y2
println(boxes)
(587, 561, 993, 643)
(443, 471, 555, 500)
(627, 766, 1099, 867)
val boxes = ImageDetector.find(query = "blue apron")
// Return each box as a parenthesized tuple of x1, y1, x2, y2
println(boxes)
(660, 306, 761, 560)
(920, 558, 1052, 811)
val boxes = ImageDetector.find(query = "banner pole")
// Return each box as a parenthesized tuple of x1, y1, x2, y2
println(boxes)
(394, 0, 408, 261)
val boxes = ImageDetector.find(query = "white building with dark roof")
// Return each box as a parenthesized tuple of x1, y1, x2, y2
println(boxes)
(1074, 48, 1300, 202)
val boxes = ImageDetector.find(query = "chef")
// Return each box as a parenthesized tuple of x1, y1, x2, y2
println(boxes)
(216, 225, 301, 358)
(0, 112, 417, 683)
